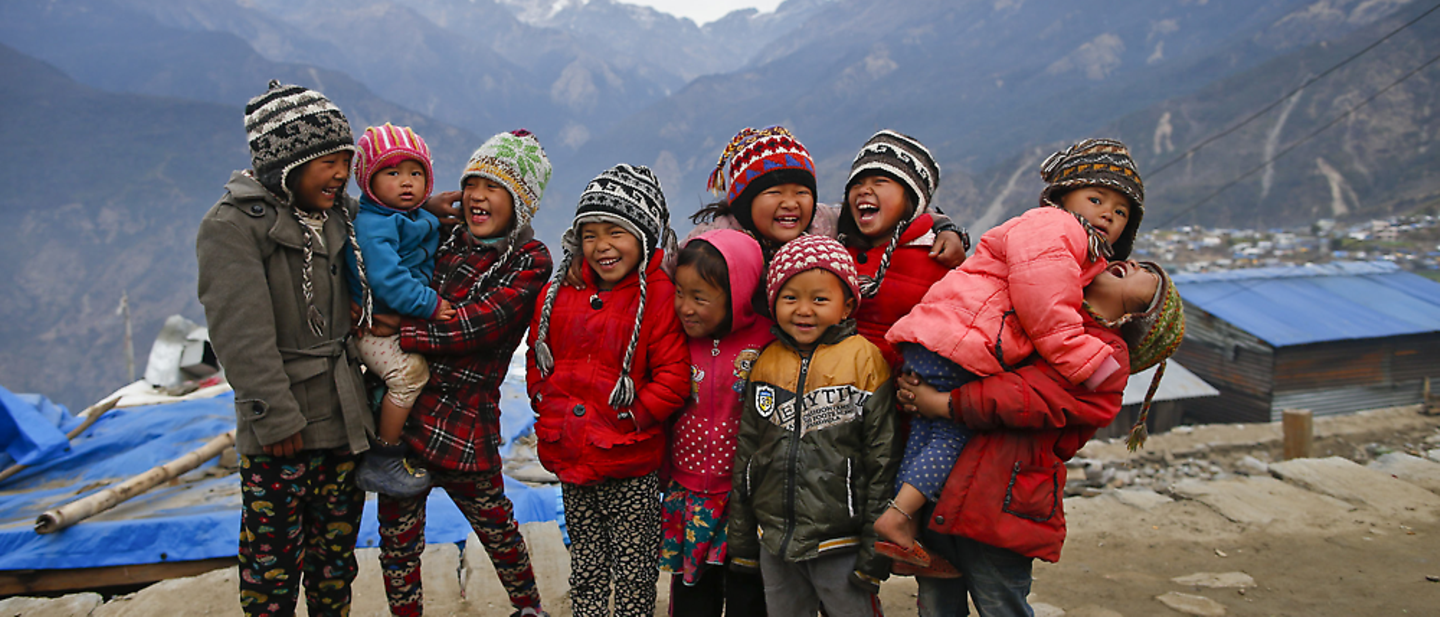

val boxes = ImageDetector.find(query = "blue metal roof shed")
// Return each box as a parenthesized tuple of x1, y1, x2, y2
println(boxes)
(1171, 262, 1440, 423)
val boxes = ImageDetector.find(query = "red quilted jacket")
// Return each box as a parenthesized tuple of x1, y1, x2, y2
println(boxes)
(848, 213, 950, 370)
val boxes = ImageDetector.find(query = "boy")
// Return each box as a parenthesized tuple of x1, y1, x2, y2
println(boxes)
(197, 80, 373, 617)
(729, 235, 899, 617)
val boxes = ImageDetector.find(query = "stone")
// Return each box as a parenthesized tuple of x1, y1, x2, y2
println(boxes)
(1269, 456, 1440, 520)
(1171, 571, 1256, 588)
(1032, 601, 1066, 617)
(1234, 455, 1269, 476)
(1367, 452, 1440, 495)
(92, 567, 237, 617)
(1169, 476, 1354, 527)
(1067, 606, 1125, 617)
(1156, 591, 1227, 616)
(0, 593, 103, 617)
(1109, 487, 1174, 511)
(1425, 449, 1440, 463)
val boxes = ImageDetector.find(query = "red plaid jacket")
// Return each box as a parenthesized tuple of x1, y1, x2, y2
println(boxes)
(398, 237, 553, 472)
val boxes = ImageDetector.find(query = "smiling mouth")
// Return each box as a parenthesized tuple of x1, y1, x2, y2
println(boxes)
(774, 215, 801, 227)
(596, 257, 620, 268)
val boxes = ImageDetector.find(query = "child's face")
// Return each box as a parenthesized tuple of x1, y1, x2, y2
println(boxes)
(750, 183, 815, 244)
(291, 152, 353, 212)
(370, 159, 427, 211)
(774, 269, 855, 350)
(1061, 186, 1131, 245)
(462, 177, 514, 239)
(847, 173, 911, 239)
(1090, 260, 1159, 321)
(580, 221, 642, 290)
(673, 264, 730, 339)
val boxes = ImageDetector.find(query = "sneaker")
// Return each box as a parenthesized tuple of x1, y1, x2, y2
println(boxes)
(357, 440, 431, 497)
(510, 608, 548, 617)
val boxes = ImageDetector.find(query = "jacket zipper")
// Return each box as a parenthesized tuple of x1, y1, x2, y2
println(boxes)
(779, 351, 811, 555)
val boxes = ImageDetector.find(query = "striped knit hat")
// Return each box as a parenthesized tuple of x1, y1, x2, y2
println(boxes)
(533, 164, 675, 409)
(1039, 138, 1145, 260)
(1117, 261, 1185, 451)
(765, 235, 862, 317)
(244, 80, 356, 205)
(841, 129, 941, 298)
(353, 123, 433, 209)
(707, 126, 817, 228)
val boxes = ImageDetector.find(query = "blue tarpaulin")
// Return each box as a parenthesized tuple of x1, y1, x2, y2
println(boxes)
(0, 365, 559, 571)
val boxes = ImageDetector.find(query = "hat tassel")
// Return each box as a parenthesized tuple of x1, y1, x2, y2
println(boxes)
(1126, 360, 1167, 452)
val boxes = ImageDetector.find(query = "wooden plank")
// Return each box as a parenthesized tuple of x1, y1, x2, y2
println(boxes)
(1282, 409, 1314, 460)
(0, 557, 235, 596)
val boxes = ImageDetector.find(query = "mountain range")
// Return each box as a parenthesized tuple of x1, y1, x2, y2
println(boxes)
(1, 0, 1437, 410)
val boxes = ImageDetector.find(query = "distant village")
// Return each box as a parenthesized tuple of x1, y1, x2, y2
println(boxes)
(1132, 210, 1440, 279)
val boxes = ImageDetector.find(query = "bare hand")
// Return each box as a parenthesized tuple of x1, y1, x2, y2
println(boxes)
(930, 230, 968, 269)
(434, 298, 457, 321)
(897, 372, 953, 420)
(424, 190, 463, 226)
(263, 432, 304, 457)
(564, 258, 586, 290)
(370, 313, 402, 337)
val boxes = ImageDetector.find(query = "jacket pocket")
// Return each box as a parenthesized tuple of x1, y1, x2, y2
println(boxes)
(283, 356, 333, 423)
(1001, 461, 1060, 522)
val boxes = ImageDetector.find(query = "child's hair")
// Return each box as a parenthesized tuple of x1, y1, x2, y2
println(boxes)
(352, 123, 434, 209)
(836, 130, 941, 298)
(764, 235, 862, 317)
(676, 239, 736, 335)
(1038, 138, 1145, 261)
(533, 163, 675, 408)
(693, 126, 817, 234)
(1115, 261, 1185, 451)
(244, 79, 366, 336)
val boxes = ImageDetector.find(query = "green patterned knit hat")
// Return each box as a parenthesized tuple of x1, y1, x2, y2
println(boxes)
(1121, 261, 1185, 451)
(462, 129, 552, 231)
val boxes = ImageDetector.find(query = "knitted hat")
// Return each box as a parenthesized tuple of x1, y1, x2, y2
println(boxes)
(353, 123, 433, 209)
(707, 126, 817, 223)
(1039, 138, 1145, 261)
(461, 129, 552, 230)
(1118, 261, 1185, 452)
(244, 80, 356, 205)
(840, 129, 941, 298)
(765, 235, 862, 317)
(533, 164, 676, 410)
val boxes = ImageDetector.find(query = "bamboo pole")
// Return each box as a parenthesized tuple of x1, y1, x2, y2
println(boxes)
(0, 395, 122, 485)
(34, 430, 236, 534)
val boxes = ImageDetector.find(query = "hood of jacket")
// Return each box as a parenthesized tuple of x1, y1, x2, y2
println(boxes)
(690, 229, 766, 336)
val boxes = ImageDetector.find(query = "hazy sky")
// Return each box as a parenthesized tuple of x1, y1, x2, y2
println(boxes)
(627, 0, 785, 25)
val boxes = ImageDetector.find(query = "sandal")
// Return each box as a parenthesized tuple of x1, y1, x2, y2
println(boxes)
(892, 552, 963, 579)
(876, 539, 933, 567)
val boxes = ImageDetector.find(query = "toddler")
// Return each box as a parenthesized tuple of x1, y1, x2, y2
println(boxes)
(660, 229, 773, 617)
(527, 164, 691, 617)
(880, 138, 1146, 562)
(728, 235, 898, 617)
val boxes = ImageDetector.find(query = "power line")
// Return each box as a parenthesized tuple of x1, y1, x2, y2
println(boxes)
(1148, 1, 1440, 178)
(1158, 49, 1440, 228)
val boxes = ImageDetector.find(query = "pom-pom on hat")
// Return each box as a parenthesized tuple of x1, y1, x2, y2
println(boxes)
(1039, 138, 1145, 260)
(765, 234, 862, 317)
(533, 164, 677, 411)
(707, 126, 817, 216)
(353, 123, 433, 209)
(1117, 261, 1185, 452)
(462, 129, 552, 231)
(244, 80, 356, 205)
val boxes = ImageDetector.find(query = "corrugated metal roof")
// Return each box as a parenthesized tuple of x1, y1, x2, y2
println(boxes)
(1122, 360, 1219, 406)
(1173, 261, 1440, 347)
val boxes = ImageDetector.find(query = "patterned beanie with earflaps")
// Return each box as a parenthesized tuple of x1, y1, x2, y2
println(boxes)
(707, 126, 817, 233)
(1113, 261, 1185, 451)
(533, 164, 674, 409)
(841, 129, 941, 298)
(1038, 138, 1145, 262)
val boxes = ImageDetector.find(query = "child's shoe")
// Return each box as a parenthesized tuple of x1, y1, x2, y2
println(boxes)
(892, 553, 963, 579)
(876, 539, 934, 567)
(357, 439, 431, 497)
(510, 607, 548, 617)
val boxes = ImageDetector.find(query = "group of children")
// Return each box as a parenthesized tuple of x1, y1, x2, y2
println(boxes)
(198, 81, 1184, 617)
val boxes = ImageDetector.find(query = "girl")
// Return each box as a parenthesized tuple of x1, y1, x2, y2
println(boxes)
(527, 164, 690, 617)
(372, 130, 555, 617)
(660, 229, 773, 617)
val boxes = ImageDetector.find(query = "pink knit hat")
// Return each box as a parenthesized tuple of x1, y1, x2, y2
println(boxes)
(353, 123, 434, 209)
(765, 235, 862, 316)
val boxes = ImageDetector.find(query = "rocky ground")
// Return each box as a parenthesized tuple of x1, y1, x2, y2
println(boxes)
(4, 405, 1438, 616)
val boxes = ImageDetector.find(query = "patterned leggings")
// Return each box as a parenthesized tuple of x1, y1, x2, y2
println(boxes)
(376, 467, 541, 616)
(238, 450, 364, 617)
(563, 472, 662, 617)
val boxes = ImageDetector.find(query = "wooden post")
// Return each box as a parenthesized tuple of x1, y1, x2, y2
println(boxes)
(1282, 408, 1313, 460)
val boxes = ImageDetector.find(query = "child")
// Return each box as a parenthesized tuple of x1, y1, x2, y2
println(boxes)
(346, 123, 451, 497)
(899, 260, 1185, 615)
(660, 229, 773, 617)
(196, 80, 373, 617)
(527, 164, 691, 617)
(878, 138, 1145, 561)
(728, 235, 899, 617)
(375, 129, 556, 617)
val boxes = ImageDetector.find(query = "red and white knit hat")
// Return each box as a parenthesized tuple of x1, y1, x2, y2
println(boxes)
(765, 235, 862, 316)
(352, 123, 434, 209)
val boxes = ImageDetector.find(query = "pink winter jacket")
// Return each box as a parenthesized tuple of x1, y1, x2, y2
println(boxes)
(668, 230, 775, 496)
(886, 207, 1114, 385)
